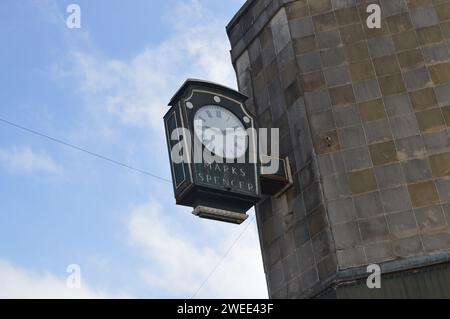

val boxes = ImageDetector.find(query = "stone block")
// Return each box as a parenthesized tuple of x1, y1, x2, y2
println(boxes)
(392, 236, 424, 257)
(428, 152, 450, 177)
(329, 84, 356, 106)
(296, 241, 316, 273)
(380, 186, 412, 213)
(443, 106, 450, 126)
(313, 129, 341, 154)
(384, 93, 413, 116)
(340, 23, 366, 43)
(435, 84, 450, 106)
(429, 62, 450, 85)
(313, 12, 338, 32)
(310, 0, 333, 15)
(335, 6, 360, 26)
(322, 173, 351, 199)
(409, 88, 438, 111)
(379, 73, 407, 96)
(386, 210, 419, 239)
(396, 135, 427, 161)
(318, 152, 346, 176)
(373, 55, 401, 76)
(301, 267, 319, 290)
(310, 110, 336, 132)
(380, 0, 408, 17)
(348, 168, 378, 194)
(304, 182, 324, 212)
(437, 2, 450, 22)
(312, 229, 334, 260)
(290, 16, 315, 38)
(316, 30, 341, 49)
(350, 60, 377, 81)
(402, 158, 433, 183)
(343, 146, 372, 171)
(354, 79, 382, 102)
(392, 30, 419, 51)
(370, 141, 399, 166)
(359, 99, 387, 123)
(294, 35, 318, 54)
(308, 206, 329, 238)
(422, 130, 450, 153)
(298, 51, 322, 73)
(410, 6, 439, 29)
(374, 163, 407, 189)
(286, 0, 309, 19)
(337, 246, 366, 268)
(359, 216, 391, 244)
(416, 108, 447, 133)
(344, 40, 370, 61)
(365, 241, 395, 263)
(422, 232, 450, 252)
(327, 198, 357, 224)
(364, 119, 394, 144)
(408, 181, 440, 207)
(436, 178, 450, 203)
(368, 35, 396, 58)
(339, 124, 367, 148)
(386, 12, 413, 33)
(305, 89, 332, 113)
(318, 253, 337, 280)
(389, 113, 421, 139)
(416, 25, 443, 46)
(301, 71, 326, 92)
(403, 67, 432, 90)
(324, 65, 352, 86)
(333, 222, 362, 249)
(322, 46, 346, 68)
(331, 0, 356, 10)
(271, 10, 292, 54)
(354, 191, 384, 218)
(282, 252, 300, 283)
(415, 205, 447, 231)
(422, 43, 450, 64)
(334, 104, 362, 127)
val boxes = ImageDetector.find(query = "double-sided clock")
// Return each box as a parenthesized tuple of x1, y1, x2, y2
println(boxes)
(164, 79, 260, 224)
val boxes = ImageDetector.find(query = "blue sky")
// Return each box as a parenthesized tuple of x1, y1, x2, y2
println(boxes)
(0, 0, 267, 298)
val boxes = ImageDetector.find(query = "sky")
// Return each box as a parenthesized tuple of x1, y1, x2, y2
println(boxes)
(0, 0, 268, 298)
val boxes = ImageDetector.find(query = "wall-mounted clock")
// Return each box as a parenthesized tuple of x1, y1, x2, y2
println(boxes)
(164, 79, 260, 224)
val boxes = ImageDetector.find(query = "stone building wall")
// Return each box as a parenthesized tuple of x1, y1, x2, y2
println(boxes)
(227, 0, 450, 298)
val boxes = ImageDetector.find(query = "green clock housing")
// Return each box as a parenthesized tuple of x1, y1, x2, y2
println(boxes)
(164, 79, 261, 223)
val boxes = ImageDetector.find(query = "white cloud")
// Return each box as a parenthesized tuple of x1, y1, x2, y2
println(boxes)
(67, 0, 236, 131)
(127, 200, 268, 299)
(0, 147, 63, 175)
(0, 260, 126, 299)
(50, 0, 267, 299)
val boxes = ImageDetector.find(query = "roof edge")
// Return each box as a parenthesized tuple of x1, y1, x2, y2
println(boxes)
(226, 0, 255, 33)
(168, 79, 248, 106)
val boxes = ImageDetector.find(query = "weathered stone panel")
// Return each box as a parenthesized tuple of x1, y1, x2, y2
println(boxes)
(228, 0, 450, 298)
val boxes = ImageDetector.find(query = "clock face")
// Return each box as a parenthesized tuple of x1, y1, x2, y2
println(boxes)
(193, 105, 248, 159)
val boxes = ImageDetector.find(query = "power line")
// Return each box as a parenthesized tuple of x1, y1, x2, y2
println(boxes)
(190, 214, 256, 299)
(1, 116, 256, 297)
(0, 117, 172, 184)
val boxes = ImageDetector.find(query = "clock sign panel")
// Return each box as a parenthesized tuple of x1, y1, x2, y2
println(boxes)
(164, 79, 260, 223)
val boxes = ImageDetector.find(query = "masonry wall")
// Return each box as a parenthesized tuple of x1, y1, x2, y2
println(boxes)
(227, 0, 450, 298)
